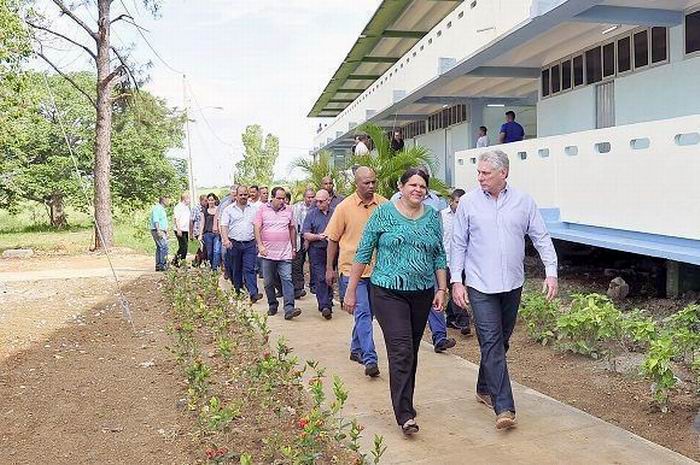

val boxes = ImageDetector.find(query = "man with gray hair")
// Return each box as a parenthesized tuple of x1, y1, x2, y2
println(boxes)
(292, 188, 316, 297)
(451, 149, 558, 430)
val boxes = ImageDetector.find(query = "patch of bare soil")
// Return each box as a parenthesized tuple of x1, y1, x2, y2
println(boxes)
(0, 275, 196, 465)
(441, 270, 700, 461)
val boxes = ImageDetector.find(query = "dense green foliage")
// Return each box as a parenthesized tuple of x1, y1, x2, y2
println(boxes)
(520, 292, 699, 408)
(350, 123, 449, 199)
(0, 0, 30, 72)
(0, 71, 186, 226)
(291, 150, 350, 195)
(234, 124, 279, 187)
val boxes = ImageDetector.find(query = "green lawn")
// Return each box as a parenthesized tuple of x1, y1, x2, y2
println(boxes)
(0, 204, 199, 256)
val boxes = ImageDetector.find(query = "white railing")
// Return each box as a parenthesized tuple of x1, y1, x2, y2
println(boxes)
(454, 115, 700, 241)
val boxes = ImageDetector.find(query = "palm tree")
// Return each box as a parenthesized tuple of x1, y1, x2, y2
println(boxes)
(349, 122, 449, 199)
(290, 150, 350, 195)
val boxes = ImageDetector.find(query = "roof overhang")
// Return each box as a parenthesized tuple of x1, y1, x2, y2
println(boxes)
(307, 0, 463, 117)
(318, 0, 697, 151)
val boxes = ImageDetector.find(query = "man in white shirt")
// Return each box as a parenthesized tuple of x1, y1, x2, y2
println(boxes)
(172, 192, 191, 266)
(354, 135, 370, 155)
(248, 185, 263, 209)
(476, 126, 489, 148)
(440, 188, 471, 335)
(221, 185, 263, 303)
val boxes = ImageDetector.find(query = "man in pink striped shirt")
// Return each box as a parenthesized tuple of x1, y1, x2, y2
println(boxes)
(254, 186, 302, 320)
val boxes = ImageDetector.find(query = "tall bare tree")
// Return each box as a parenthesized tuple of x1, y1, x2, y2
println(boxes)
(26, 0, 160, 249)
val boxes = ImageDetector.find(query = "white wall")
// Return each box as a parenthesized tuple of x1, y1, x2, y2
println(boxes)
(537, 24, 700, 137)
(454, 114, 700, 241)
(415, 130, 447, 181)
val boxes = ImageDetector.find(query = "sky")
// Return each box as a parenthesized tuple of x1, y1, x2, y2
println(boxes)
(33, 0, 381, 187)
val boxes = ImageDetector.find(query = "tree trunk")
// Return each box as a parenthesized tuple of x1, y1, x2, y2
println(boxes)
(93, 0, 114, 250)
(47, 193, 67, 228)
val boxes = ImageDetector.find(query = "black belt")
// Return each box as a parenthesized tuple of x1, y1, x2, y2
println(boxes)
(231, 239, 255, 243)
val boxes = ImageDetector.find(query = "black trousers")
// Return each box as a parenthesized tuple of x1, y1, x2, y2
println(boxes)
(175, 231, 188, 261)
(291, 245, 306, 292)
(371, 284, 434, 425)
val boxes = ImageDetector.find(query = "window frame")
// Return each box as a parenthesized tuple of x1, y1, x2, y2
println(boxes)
(602, 40, 616, 80)
(650, 26, 670, 66)
(616, 34, 633, 75)
(633, 28, 650, 69)
(685, 7, 700, 57)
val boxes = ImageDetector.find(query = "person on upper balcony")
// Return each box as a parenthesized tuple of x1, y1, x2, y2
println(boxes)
(390, 129, 404, 152)
(498, 111, 525, 144)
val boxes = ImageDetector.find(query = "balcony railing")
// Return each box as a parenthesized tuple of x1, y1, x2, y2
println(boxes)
(454, 115, 700, 242)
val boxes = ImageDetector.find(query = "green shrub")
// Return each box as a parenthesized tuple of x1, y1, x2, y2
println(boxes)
(519, 292, 560, 345)
(555, 293, 623, 359)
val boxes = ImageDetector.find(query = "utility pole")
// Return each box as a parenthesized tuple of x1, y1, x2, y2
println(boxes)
(183, 74, 196, 202)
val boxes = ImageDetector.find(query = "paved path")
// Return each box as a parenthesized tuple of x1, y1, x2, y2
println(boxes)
(259, 294, 698, 465)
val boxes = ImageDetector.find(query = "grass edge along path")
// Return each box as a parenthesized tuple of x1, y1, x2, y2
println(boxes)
(164, 268, 387, 465)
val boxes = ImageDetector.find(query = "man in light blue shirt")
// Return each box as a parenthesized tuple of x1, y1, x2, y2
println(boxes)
(451, 149, 557, 430)
(149, 196, 170, 271)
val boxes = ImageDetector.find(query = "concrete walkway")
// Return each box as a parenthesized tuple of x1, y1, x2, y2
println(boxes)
(258, 294, 698, 465)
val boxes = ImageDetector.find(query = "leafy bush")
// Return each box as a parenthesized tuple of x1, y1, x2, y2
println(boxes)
(555, 294, 623, 359)
(519, 292, 560, 345)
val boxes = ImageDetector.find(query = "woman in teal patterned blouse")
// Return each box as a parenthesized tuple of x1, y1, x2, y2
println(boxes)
(343, 168, 447, 435)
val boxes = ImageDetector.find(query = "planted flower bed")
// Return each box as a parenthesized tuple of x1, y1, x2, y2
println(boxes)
(165, 268, 386, 464)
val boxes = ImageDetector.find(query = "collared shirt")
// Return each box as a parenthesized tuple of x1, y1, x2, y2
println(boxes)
(218, 195, 235, 215)
(302, 207, 333, 250)
(324, 192, 387, 277)
(149, 203, 168, 230)
(440, 207, 455, 268)
(390, 190, 447, 211)
(173, 202, 190, 232)
(450, 185, 558, 294)
(254, 203, 295, 260)
(328, 193, 345, 211)
(499, 121, 525, 143)
(220, 202, 256, 241)
(248, 199, 262, 209)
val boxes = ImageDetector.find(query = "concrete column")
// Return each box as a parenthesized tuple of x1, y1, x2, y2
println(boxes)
(470, 100, 486, 148)
(666, 260, 680, 298)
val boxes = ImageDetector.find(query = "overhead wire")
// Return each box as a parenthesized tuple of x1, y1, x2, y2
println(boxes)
(39, 73, 134, 329)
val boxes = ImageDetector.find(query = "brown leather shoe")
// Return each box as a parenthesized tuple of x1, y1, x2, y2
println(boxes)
(475, 392, 493, 409)
(495, 411, 517, 430)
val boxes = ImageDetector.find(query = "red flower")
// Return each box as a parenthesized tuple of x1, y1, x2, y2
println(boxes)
(298, 418, 309, 429)
(217, 447, 228, 457)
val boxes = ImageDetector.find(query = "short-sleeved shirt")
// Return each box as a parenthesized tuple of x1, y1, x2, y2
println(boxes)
(302, 207, 333, 250)
(324, 192, 387, 278)
(149, 203, 168, 230)
(191, 204, 203, 234)
(220, 203, 256, 241)
(355, 202, 446, 291)
(173, 202, 191, 232)
(499, 121, 525, 143)
(329, 193, 345, 211)
(254, 203, 295, 261)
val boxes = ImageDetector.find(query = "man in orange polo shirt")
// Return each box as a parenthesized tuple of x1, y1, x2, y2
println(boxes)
(325, 166, 386, 377)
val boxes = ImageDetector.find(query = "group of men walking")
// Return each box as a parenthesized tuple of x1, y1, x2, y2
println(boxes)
(149, 147, 558, 434)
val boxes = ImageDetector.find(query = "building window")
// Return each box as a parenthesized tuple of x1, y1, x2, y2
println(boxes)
(585, 46, 602, 84)
(651, 27, 667, 63)
(561, 59, 572, 90)
(686, 10, 700, 54)
(603, 42, 615, 77)
(573, 55, 584, 86)
(617, 36, 631, 73)
(541, 68, 550, 97)
(551, 63, 560, 93)
(634, 30, 649, 68)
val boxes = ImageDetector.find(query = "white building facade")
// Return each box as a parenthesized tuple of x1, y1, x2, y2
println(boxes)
(309, 0, 700, 294)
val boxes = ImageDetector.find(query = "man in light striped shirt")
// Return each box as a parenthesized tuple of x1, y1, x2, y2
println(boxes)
(451, 149, 558, 431)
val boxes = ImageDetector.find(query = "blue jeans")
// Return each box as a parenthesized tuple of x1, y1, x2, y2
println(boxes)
(203, 232, 221, 271)
(340, 275, 377, 366)
(428, 308, 448, 346)
(308, 247, 332, 311)
(467, 286, 522, 415)
(150, 230, 168, 271)
(226, 240, 258, 296)
(261, 258, 294, 316)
